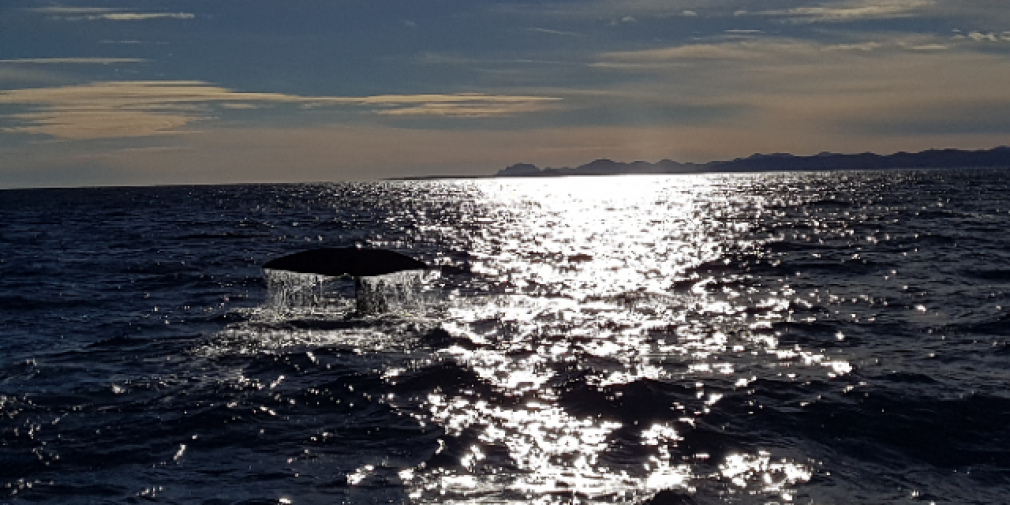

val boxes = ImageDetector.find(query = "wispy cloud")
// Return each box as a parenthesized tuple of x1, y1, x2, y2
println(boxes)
(594, 39, 815, 66)
(527, 27, 579, 37)
(94, 13, 194, 21)
(28, 6, 195, 21)
(99, 40, 170, 46)
(0, 58, 147, 64)
(374, 97, 562, 117)
(957, 31, 1010, 43)
(593, 33, 973, 67)
(27, 7, 119, 15)
(0, 81, 560, 139)
(745, 0, 934, 23)
(822, 42, 883, 51)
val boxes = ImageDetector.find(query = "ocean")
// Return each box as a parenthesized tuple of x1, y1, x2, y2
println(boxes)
(1, 169, 1009, 504)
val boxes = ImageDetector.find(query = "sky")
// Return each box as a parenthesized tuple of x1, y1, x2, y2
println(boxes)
(1, 0, 1009, 187)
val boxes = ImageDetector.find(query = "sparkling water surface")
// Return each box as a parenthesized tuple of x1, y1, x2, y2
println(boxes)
(1, 169, 1009, 504)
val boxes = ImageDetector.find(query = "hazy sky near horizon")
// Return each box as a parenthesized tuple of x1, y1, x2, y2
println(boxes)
(2, 0, 1010, 187)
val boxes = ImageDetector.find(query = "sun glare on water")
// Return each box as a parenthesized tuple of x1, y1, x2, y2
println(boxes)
(384, 176, 837, 503)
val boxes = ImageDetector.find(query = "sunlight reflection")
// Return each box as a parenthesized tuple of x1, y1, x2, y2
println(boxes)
(719, 452, 812, 501)
(395, 176, 830, 502)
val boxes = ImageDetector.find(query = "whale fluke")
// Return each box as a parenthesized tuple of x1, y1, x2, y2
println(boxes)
(263, 247, 428, 315)
(263, 247, 428, 277)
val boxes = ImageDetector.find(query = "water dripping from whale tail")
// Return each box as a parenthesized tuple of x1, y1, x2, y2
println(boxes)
(355, 270, 432, 316)
(262, 269, 350, 318)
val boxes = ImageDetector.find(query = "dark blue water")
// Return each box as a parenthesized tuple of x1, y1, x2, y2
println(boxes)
(2, 170, 1009, 504)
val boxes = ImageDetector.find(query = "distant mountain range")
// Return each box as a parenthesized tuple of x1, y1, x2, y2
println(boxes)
(495, 146, 1010, 178)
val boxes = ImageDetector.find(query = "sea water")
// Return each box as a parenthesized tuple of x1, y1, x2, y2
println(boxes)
(1, 169, 1009, 504)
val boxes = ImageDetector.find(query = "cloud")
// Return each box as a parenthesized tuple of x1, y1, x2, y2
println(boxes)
(594, 33, 978, 67)
(904, 43, 948, 50)
(0, 58, 147, 64)
(4, 110, 199, 140)
(27, 6, 195, 21)
(375, 100, 561, 117)
(748, 0, 934, 23)
(595, 39, 814, 66)
(822, 42, 883, 51)
(0, 81, 560, 139)
(101, 13, 194, 21)
(219, 103, 259, 110)
(961, 31, 1010, 42)
(527, 27, 579, 36)
(27, 7, 119, 14)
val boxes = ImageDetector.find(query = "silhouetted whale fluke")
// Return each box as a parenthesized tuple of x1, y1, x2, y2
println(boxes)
(263, 247, 428, 277)
(263, 248, 429, 315)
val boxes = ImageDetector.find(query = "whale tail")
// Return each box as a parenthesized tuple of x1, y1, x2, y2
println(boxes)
(263, 247, 428, 277)
(263, 247, 428, 315)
